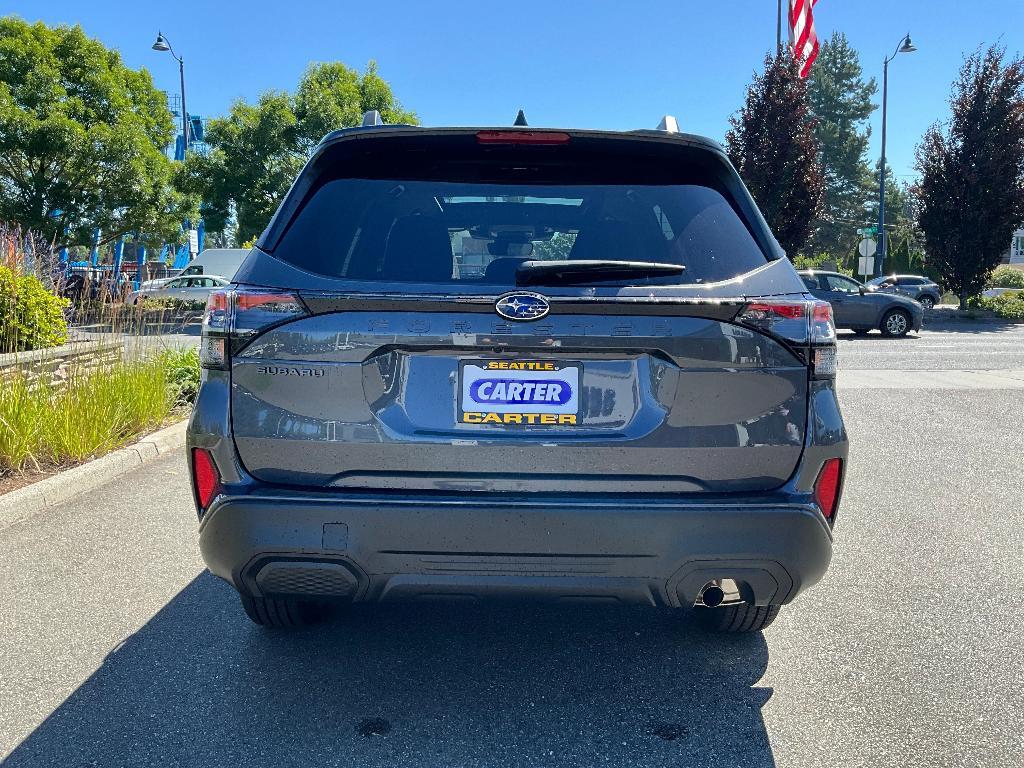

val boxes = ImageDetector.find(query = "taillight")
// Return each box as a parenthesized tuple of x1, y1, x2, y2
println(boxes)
(200, 290, 230, 368)
(200, 288, 307, 369)
(191, 447, 222, 510)
(813, 457, 843, 520)
(736, 299, 837, 378)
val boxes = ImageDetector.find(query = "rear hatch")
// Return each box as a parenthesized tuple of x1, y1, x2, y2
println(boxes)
(227, 128, 812, 493)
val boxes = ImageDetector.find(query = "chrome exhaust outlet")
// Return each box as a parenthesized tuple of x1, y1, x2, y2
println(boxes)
(699, 584, 725, 608)
(696, 579, 744, 608)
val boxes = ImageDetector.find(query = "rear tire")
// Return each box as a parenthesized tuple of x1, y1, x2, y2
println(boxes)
(240, 594, 324, 627)
(880, 309, 911, 337)
(697, 604, 781, 633)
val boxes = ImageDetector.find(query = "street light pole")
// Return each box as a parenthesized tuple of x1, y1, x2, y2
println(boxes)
(152, 32, 189, 159)
(177, 55, 188, 158)
(876, 34, 917, 277)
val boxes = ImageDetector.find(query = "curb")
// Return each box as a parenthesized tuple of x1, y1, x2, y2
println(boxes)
(0, 420, 188, 533)
(925, 308, 1024, 325)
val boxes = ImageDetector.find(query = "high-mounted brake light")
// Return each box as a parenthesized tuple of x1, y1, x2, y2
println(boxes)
(191, 447, 223, 511)
(199, 288, 307, 369)
(814, 457, 843, 520)
(476, 131, 571, 145)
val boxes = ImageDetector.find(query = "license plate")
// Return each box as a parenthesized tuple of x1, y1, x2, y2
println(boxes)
(459, 360, 581, 426)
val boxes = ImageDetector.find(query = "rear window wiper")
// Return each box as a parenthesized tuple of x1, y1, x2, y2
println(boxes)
(515, 259, 685, 286)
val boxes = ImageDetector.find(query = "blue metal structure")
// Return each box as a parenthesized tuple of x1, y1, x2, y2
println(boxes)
(112, 237, 124, 285)
(89, 228, 101, 266)
(173, 244, 189, 270)
(136, 240, 147, 290)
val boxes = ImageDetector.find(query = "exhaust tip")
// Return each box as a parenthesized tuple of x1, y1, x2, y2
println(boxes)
(699, 584, 726, 608)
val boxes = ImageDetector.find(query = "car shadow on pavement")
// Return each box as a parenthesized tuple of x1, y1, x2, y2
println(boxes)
(5, 573, 776, 768)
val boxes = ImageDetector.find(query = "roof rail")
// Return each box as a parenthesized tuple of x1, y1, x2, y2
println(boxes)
(361, 110, 384, 127)
(656, 115, 679, 133)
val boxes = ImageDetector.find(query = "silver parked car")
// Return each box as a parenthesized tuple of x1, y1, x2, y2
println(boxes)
(866, 274, 943, 309)
(131, 275, 230, 304)
(187, 119, 848, 634)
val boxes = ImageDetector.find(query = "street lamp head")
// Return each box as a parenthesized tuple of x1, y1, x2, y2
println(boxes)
(151, 33, 171, 52)
(899, 35, 917, 54)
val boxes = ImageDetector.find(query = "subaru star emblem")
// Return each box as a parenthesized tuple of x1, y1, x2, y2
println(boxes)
(495, 292, 550, 322)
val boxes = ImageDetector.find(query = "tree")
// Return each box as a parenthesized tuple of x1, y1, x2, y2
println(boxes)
(533, 232, 574, 260)
(726, 52, 825, 257)
(916, 46, 1024, 309)
(178, 61, 416, 244)
(806, 32, 878, 258)
(0, 17, 192, 247)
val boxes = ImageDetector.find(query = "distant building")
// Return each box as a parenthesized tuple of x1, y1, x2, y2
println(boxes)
(1008, 228, 1024, 265)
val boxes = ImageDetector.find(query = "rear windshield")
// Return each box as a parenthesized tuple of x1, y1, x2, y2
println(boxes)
(271, 156, 769, 287)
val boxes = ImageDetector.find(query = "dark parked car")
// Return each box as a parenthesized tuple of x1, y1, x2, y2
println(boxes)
(799, 270, 923, 337)
(866, 274, 943, 309)
(188, 117, 848, 634)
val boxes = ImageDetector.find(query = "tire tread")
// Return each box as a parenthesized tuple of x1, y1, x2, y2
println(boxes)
(699, 604, 781, 633)
(240, 595, 320, 628)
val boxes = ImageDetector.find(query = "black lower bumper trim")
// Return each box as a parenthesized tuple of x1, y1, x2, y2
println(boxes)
(199, 493, 832, 607)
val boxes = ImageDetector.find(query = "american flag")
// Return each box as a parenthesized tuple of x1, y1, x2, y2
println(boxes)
(789, 0, 820, 78)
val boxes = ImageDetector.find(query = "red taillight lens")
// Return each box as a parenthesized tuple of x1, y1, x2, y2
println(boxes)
(744, 302, 806, 320)
(192, 447, 222, 510)
(814, 458, 843, 519)
(476, 130, 571, 145)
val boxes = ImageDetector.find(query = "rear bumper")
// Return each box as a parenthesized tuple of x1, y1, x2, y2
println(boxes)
(198, 492, 833, 608)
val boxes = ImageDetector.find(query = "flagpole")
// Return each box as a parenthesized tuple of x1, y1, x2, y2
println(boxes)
(777, 0, 783, 52)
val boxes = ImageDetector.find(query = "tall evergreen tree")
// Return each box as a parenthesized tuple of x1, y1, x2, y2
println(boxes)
(806, 32, 878, 258)
(727, 52, 824, 258)
(916, 46, 1024, 308)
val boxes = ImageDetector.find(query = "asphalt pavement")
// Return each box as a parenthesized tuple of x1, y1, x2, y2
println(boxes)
(837, 319, 1024, 371)
(1, 321, 1022, 767)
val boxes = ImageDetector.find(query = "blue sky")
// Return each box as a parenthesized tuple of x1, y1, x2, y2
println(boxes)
(7, 0, 1023, 180)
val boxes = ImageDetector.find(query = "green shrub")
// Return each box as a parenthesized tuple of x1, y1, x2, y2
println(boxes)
(792, 253, 831, 270)
(0, 265, 70, 352)
(989, 266, 1024, 289)
(791, 252, 854, 277)
(977, 291, 1024, 319)
(161, 347, 201, 407)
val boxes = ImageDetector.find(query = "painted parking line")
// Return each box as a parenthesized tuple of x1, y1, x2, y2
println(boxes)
(838, 369, 1024, 389)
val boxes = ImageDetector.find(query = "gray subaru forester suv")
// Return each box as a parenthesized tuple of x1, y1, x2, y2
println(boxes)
(187, 119, 848, 633)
